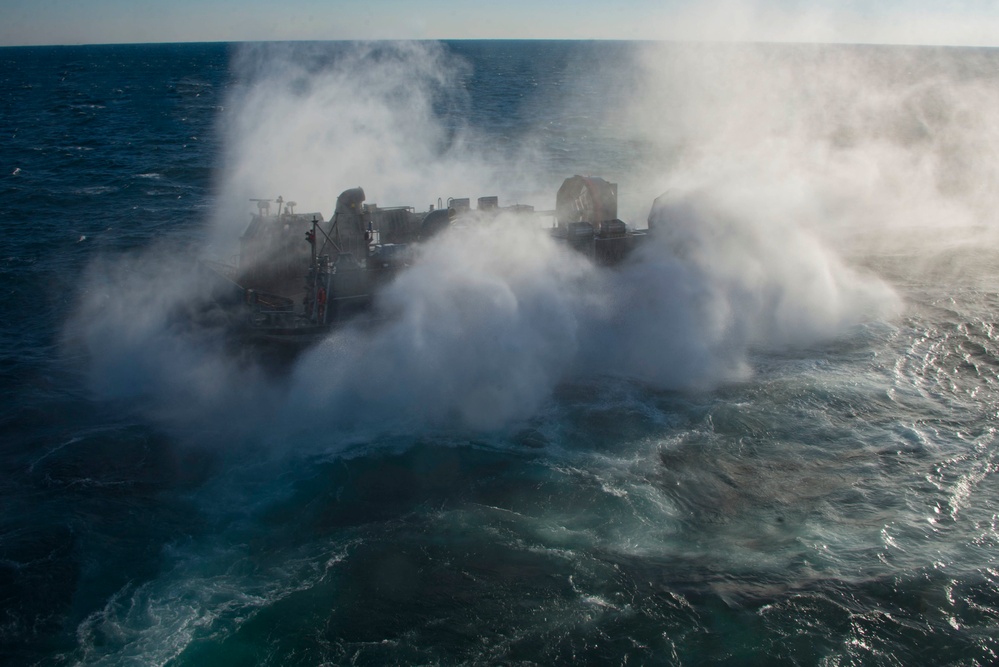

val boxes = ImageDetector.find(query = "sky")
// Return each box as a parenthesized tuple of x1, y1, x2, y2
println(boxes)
(2, 0, 999, 47)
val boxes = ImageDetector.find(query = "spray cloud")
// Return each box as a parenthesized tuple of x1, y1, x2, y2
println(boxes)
(68, 39, 965, 438)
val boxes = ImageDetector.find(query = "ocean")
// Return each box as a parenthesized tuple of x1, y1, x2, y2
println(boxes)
(2, 39, 999, 665)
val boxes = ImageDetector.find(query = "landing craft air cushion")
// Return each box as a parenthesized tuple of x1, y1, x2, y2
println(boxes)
(200, 176, 649, 346)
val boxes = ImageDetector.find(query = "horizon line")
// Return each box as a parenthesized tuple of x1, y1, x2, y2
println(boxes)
(3, 37, 998, 50)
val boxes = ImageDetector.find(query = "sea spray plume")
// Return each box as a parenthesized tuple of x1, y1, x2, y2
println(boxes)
(279, 167, 900, 434)
(644, 1, 999, 47)
(545, 41, 999, 390)
(207, 41, 521, 259)
(576, 178, 901, 390)
(279, 174, 899, 435)
(64, 40, 544, 439)
(63, 243, 282, 434)
(63, 40, 922, 440)
(618, 43, 999, 256)
(283, 216, 598, 431)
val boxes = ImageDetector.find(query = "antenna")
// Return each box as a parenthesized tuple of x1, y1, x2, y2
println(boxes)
(249, 198, 272, 215)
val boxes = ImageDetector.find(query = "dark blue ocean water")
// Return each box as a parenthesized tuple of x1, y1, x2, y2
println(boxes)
(3, 40, 999, 665)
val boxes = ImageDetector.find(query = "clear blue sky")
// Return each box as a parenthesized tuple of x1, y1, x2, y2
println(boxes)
(2, 0, 998, 47)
